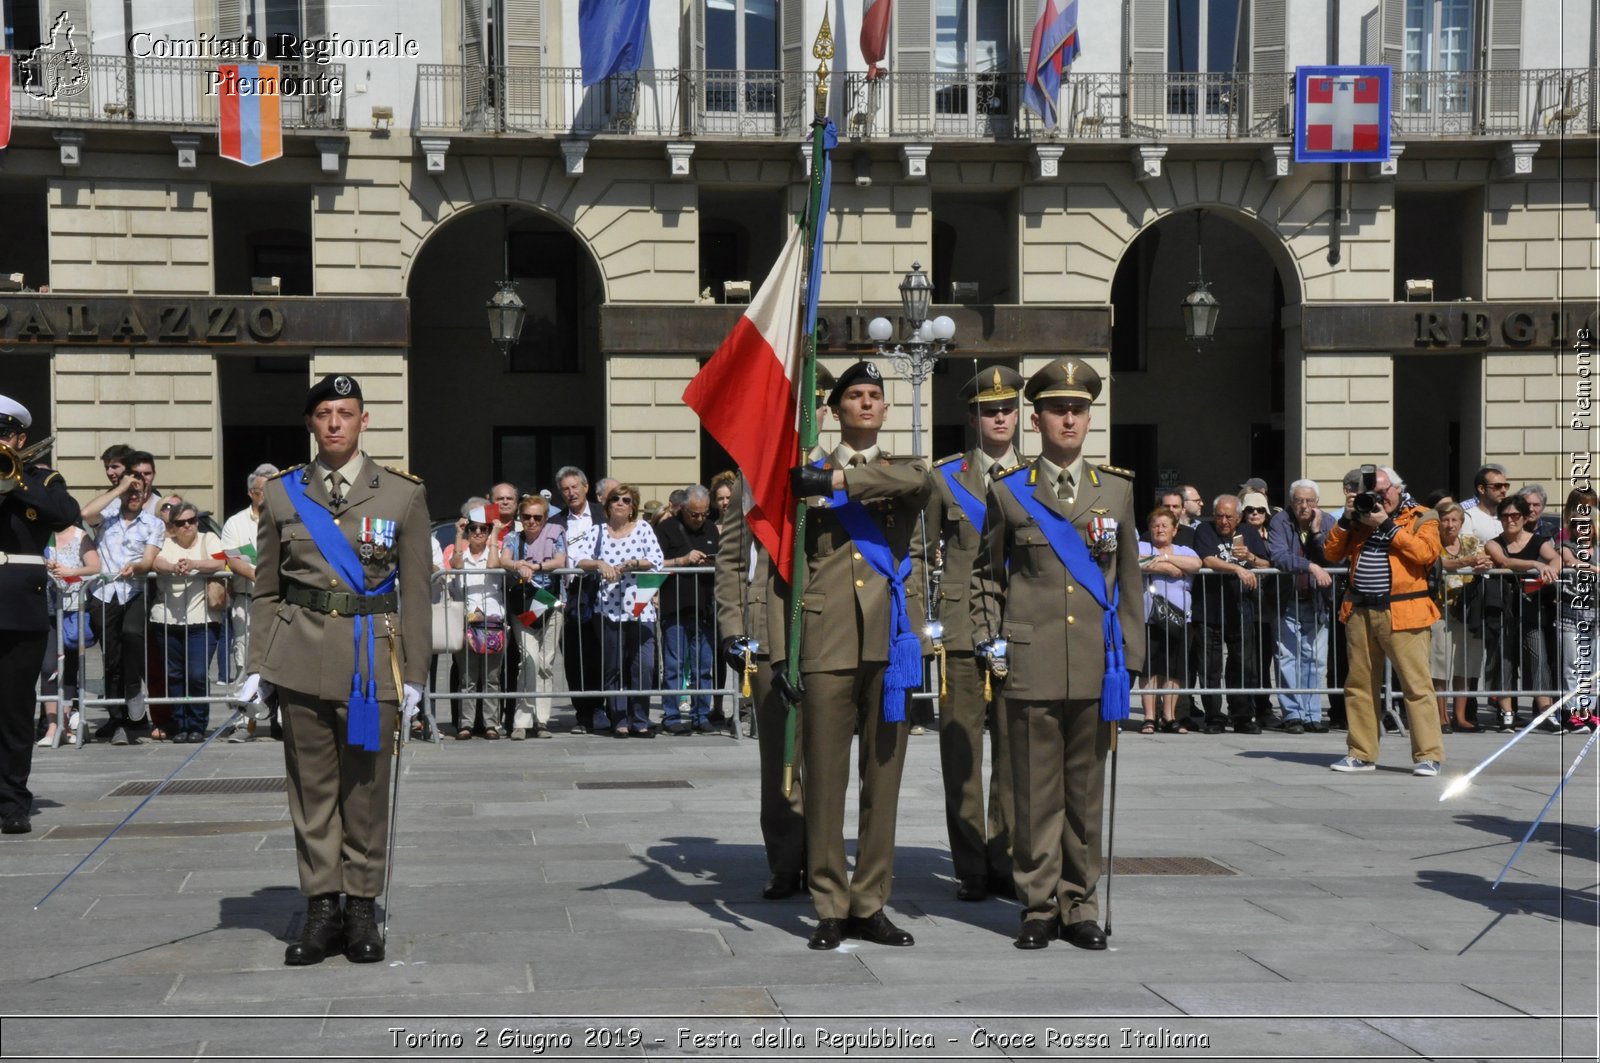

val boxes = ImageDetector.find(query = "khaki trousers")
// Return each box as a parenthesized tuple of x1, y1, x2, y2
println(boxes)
(512, 614, 563, 729)
(801, 667, 910, 919)
(280, 689, 395, 898)
(1344, 607, 1444, 764)
(750, 660, 805, 876)
(938, 651, 1014, 882)
(1008, 697, 1110, 926)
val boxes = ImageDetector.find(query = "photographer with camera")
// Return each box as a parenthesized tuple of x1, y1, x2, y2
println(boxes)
(1325, 465, 1444, 776)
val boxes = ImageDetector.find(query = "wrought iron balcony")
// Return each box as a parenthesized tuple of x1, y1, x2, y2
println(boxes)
(6, 50, 346, 130)
(416, 65, 815, 138)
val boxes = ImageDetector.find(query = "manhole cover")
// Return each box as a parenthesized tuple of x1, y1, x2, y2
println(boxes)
(46, 820, 288, 840)
(574, 780, 694, 790)
(1114, 856, 1235, 875)
(106, 777, 287, 798)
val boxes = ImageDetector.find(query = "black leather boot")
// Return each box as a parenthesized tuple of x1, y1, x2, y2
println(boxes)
(343, 896, 385, 963)
(284, 894, 343, 966)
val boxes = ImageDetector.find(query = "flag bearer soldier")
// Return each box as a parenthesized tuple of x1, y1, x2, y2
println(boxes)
(0, 396, 79, 835)
(931, 367, 1025, 902)
(971, 359, 1145, 951)
(714, 367, 835, 902)
(785, 361, 934, 950)
(245, 374, 431, 965)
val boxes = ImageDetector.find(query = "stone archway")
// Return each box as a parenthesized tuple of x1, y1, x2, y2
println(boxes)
(405, 202, 608, 514)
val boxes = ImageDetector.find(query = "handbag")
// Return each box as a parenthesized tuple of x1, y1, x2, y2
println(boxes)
(61, 608, 97, 649)
(1148, 593, 1187, 630)
(466, 616, 507, 655)
(431, 597, 465, 654)
(206, 579, 230, 611)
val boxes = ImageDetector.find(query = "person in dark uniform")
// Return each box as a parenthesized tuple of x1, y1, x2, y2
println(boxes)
(930, 367, 1023, 902)
(971, 359, 1145, 951)
(243, 374, 431, 966)
(785, 361, 933, 950)
(713, 365, 834, 901)
(0, 396, 80, 835)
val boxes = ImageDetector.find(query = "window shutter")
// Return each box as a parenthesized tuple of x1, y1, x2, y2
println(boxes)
(215, 0, 242, 38)
(462, 0, 485, 117)
(1378, 0, 1403, 69)
(41, 0, 92, 117)
(1359, 6, 1379, 65)
(781, 0, 804, 130)
(304, 0, 327, 40)
(1248, 0, 1287, 130)
(1127, 0, 1166, 120)
(893, 0, 931, 130)
(504, 0, 542, 124)
(1483, 0, 1521, 117)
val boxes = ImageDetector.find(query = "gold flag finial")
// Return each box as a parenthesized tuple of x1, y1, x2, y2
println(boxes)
(812, 12, 834, 118)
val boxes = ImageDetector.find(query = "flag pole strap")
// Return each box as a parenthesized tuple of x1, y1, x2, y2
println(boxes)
(782, 13, 834, 797)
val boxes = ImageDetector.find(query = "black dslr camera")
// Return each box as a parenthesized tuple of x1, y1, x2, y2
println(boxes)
(1352, 464, 1384, 516)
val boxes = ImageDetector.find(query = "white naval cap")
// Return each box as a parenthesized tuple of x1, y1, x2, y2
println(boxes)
(0, 394, 32, 433)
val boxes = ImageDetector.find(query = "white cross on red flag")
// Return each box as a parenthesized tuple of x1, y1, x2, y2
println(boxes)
(1294, 65, 1391, 164)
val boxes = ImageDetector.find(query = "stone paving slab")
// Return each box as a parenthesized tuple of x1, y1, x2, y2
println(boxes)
(4, 719, 1597, 1061)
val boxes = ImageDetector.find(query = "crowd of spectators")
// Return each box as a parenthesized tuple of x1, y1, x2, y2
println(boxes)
(31, 449, 1596, 749)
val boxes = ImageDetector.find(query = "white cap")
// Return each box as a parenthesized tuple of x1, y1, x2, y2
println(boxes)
(0, 395, 31, 432)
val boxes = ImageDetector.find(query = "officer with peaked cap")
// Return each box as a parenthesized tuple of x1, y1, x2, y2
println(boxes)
(243, 374, 432, 965)
(783, 359, 934, 950)
(0, 395, 79, 835)
(970, 357, 1145, 951)
(930, 366, 1025, 902)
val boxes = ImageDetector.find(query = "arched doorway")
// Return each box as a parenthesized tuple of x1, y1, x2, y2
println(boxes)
(1109, 209, 1297, 508)
(406, 205, 606, 515)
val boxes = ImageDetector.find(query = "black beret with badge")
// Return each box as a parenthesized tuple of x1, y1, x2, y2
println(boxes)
(961, 366, 1024, 407)
(825, 360, 884, 407)
(1023, 357, 1102, 405)
(304, 373, 363, 415)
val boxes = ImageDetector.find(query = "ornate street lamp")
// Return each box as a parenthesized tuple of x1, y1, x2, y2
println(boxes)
(486, 206, 526, 358)
(1181, 210, 1220, 347)
(867, 262, 954, 457)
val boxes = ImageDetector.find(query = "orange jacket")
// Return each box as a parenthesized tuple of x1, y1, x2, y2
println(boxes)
(1325, 504, 1442, 631)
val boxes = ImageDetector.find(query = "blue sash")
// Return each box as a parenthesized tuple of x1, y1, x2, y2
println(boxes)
(282, 474, 395, 751)
(815, 460, 920, 723)
(1000, 472, 1131, 722)
(938, 461, 986, 532)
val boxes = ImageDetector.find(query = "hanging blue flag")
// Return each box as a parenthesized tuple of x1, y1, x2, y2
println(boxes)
(579, 0, 650, 87)
(1021, 0, 1081, 129)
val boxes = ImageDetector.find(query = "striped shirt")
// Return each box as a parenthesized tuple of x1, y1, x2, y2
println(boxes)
(1353, 521, 1396, 597)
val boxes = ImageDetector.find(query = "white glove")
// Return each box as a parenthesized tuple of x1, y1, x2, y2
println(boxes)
(237, 673, 275, 720)
(402, 682, 425, 723)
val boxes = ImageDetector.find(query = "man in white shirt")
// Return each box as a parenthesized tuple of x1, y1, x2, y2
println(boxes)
(89, 479, 165, 744)
(1462, 464, 1510, 545)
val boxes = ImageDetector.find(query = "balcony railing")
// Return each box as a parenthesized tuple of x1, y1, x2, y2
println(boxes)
(416, 65, 814, 138)
(6, 51, 346, 130)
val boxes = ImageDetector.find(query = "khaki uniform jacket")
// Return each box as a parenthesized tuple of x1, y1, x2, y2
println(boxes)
(970, 459, 1146, 701)
(791, 455, 935, 671)
(714, 476, 785, 661)
(248, 457, 432, 698)
(931, 449, 999, 653)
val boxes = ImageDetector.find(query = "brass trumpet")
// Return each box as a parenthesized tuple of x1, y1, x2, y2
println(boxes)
(0, 435, 54, 494)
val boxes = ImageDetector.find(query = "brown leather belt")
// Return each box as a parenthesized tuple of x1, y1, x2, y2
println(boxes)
(284, 583, 397, 617)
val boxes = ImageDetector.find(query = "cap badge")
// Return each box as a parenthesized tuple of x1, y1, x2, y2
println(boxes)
(865, 363, 881, 381)
(333, 375, 353, 396)
(1062, 361, 1077, 386)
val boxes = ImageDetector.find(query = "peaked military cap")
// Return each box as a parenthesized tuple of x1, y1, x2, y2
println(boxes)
(1024, 357, 1102, 405)
(304, 373, 364, 415)
(826, 360, 885, 407)
(0, 394, 32, 434)
(961, 366, 1024, 406)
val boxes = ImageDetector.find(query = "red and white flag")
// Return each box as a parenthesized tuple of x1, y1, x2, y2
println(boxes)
(861, 0, 892, 81)
(0, 56, 12, 150)
(683, 224, 807, 581)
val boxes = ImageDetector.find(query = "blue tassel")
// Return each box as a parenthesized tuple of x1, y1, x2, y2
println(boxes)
(883, 631, 922, 723)
(1100, 610, 1132, 722)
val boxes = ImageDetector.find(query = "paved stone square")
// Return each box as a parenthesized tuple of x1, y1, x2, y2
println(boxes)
(2, 712, 1596, 1061)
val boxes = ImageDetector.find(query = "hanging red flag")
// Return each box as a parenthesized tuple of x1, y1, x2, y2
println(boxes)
(861, 0, 892, 81)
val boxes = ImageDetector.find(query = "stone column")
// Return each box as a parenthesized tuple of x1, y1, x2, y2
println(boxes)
(1302, 350, 1394, 502)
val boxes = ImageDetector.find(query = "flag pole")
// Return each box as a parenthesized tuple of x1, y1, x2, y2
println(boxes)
(781, 13, 834, 798)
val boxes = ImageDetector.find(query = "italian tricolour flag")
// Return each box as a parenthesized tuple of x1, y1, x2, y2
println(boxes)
(517, 586, 561, 628)
(630, 572, 668, 618)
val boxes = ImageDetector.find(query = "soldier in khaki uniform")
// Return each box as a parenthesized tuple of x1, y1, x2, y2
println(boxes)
(971, 359, 1145, 952)
(713, 367, 832, 901)
(785, 361, 933, 951)
(931, 367, 1024, 902)
(245, 374, 431, 966)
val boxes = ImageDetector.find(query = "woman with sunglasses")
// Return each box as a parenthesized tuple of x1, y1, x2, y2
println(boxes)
(149, 502, 227, 741)
(500, 494, 567, 739)
(1484, 495, 1561, 732)
(450, 502, 507, 739)
(573, 486, 665, 737)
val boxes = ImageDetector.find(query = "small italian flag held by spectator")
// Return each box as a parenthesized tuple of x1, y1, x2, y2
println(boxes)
(631, 572, 668, 617)
(225, 543, 258, 563)
(518, 586, 561, 628)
